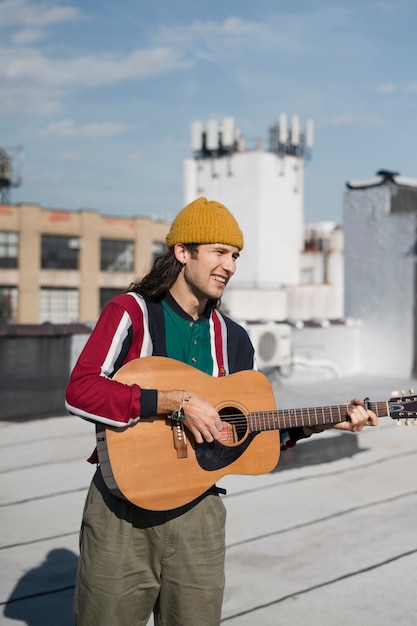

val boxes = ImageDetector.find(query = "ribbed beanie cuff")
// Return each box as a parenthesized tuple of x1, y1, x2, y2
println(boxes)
(166, 197, 244, 250)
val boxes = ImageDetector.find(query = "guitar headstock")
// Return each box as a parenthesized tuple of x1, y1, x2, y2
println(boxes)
(388, 390, 417, 425)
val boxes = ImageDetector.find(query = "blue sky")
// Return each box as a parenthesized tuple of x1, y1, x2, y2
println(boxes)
(1, 0, 417, 224)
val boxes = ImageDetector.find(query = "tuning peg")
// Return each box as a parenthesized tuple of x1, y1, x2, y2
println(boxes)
(396, 419, 402, 426)
(409, 388, 415, 394)
(413, 419, 417, 426)
(405, 419, 409, 426)
(401, 389, 406, 395)
(391, 390, 399, 397)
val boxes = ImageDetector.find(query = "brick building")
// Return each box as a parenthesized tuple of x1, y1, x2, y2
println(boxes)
(0, 203, 169, 324)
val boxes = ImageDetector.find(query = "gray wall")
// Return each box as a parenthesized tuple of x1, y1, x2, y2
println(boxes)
(344, 185, 416, 377)
(0, 326, 90, 421)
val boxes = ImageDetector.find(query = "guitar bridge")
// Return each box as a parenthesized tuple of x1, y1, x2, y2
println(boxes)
(172, 422, 188, 459)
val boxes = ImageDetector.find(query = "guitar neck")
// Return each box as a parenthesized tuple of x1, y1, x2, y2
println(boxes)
(248, 401, 389, 431)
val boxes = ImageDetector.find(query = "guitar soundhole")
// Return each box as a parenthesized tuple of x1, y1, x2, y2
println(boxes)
(219, 406, 247, 442)
(196, 405, 256, 471)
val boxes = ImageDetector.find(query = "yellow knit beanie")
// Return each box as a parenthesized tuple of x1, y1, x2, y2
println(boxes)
(166, 197, 244, 250)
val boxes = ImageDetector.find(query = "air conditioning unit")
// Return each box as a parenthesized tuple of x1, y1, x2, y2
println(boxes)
(245, 322, 292, 370)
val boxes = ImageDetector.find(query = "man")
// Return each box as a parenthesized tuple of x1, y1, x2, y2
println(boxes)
(66, 197, 377, 626)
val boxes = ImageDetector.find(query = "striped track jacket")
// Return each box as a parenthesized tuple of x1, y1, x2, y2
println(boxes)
(65, 292, 304, 449)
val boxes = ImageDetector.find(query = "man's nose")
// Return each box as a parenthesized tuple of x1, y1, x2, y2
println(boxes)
(222, 255, 236, 274)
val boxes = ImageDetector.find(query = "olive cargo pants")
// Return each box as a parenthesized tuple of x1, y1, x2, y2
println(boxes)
(73, 469, 226, 626)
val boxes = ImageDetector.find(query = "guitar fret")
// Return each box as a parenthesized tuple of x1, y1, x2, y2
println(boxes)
(324, 406, 330, 424)
(337, 405, 343, 424)
(308, 406, 315, 427)
(305, 407, 310, 427)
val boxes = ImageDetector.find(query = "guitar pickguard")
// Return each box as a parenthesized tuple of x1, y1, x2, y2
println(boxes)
(195, 432, 258, 471)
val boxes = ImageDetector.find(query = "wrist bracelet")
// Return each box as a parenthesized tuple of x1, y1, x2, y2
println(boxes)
(169, 391, 188, 422)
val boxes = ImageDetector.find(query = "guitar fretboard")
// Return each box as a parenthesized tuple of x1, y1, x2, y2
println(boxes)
(248, 401, 389, 431)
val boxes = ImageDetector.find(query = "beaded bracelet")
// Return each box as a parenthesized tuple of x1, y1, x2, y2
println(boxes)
(169, 390, 188, 422)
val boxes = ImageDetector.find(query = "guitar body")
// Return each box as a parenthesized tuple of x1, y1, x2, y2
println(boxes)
(96, 357, 280, 511)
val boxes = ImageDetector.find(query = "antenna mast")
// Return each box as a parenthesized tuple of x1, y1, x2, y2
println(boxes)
(0, 146, 24, 203)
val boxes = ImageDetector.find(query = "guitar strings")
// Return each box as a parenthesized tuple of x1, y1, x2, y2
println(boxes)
(216, 400, 389, 431)
(217, 407, 348, 430)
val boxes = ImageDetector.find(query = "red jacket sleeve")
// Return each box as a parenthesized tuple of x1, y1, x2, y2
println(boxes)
(65, 294, 157, 427)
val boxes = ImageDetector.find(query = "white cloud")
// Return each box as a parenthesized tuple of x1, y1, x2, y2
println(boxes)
(38, 120, 133, 140)
(10, 27, 47, 45)
(26, 171, 62, 183)
(188, 16, 267, 39)
(127, 152, 143, 162)
(0, 1, 191, 117)
(375, 83, 397, 94)
(0, 46, 190, 88)
(0, 0, 80, 28)
(155, 15, 278, 53)
(322, 113, 384, 127)
(325, 114, 357, 127)
(58, 151, 85, 161)
(0, 80, 61, 115)
(0, 41, 190, 116)
(375, 82, 417, 94)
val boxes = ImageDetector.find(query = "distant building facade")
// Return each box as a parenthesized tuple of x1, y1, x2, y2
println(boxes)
(0, 203, 169, 324)
(344, 170, 417, 377)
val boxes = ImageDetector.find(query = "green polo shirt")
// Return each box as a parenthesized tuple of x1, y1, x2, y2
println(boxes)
(162, 299, 213, 374)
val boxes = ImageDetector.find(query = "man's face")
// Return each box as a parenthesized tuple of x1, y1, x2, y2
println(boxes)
(182, 243, 240, 301)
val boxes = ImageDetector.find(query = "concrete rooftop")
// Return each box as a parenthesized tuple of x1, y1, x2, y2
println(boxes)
(1, 371, 417, 625)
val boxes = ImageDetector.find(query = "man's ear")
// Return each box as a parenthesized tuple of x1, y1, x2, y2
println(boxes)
(173, 243, 187, 264)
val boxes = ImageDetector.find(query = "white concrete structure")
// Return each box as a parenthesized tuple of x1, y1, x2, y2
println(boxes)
(185, 150, 304, 289)
(184, 116, 344, 323)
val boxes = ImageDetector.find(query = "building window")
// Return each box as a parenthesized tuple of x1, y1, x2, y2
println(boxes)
(41, 235, 80, 269)
(0, 231, 18, 268)
(0, 285, 18, 323)
(100, 288, 125, 311)
(152, 241, 166, 263)
(40, 287, 79, 323)
(101, 239, 134, 272)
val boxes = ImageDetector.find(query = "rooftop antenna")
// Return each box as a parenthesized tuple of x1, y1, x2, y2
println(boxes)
(269, 114, 314, 161)
(0, 146, 24, 203)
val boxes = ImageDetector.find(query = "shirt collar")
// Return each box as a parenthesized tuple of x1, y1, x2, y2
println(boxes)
(164, 291, 212, 322)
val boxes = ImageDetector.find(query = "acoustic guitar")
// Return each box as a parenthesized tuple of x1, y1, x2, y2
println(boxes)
(95, 356, 415, 511)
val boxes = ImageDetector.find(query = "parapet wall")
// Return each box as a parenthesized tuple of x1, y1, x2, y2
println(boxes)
(0, 324, 90, 421)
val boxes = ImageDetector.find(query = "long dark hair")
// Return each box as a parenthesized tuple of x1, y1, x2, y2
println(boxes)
(129, 244, 203, 302)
